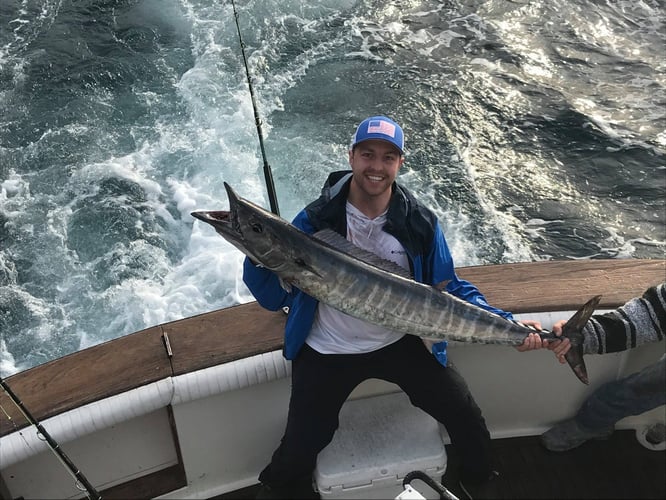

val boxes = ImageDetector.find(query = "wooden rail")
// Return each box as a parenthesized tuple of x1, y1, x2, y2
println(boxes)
(1, 258, 663, 436)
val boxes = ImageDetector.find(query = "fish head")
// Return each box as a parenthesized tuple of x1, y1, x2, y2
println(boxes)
(191, 183, 304, 275)
(190, 205, 255, 260)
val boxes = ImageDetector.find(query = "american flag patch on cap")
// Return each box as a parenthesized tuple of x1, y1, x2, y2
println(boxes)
(367, 119, 396, 138)
(351, 115, 404, 152)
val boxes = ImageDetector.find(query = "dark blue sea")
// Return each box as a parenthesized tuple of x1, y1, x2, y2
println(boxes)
(1, 0, 664, 376)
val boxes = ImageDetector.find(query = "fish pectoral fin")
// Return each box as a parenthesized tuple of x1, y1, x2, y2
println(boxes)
(293, 258, 324, 279)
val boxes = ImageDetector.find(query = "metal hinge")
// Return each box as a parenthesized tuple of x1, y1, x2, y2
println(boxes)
(162, 332, 173, 358)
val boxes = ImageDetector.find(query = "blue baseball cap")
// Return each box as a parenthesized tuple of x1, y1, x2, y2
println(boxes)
(350, 116, 404, 154)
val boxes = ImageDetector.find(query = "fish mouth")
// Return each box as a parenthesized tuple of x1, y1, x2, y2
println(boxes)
(191, 183, 253, 258)
(191, 207, 238, 239)
(191, 210, 231, 223)
(191, 210, 235, 237)
(191, 182, 242, 232)
(191, 207, 252, 259)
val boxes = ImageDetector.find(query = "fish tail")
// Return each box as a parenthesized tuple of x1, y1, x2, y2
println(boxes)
(562, 294, 602, 385)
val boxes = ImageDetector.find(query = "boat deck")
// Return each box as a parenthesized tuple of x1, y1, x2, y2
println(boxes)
(216, 430, 666, 499)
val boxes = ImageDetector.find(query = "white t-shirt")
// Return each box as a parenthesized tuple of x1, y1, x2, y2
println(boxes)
(306, 202, 410, 354)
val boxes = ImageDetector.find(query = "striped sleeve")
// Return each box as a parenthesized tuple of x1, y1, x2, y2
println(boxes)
(583, 282, 666, 355)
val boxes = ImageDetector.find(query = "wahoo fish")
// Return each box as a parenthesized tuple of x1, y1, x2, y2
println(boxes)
(192, 183, 601, 384)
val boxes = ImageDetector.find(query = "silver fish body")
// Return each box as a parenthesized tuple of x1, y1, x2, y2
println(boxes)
(192, 183, 600, 383)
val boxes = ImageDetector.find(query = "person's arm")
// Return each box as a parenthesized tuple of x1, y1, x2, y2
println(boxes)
(243, 258, 291, 311)
(445, 274, 514, 319)
(428, 225, 512, 316)
(549, 283, 666, 363)
(428, 223, 544, 351)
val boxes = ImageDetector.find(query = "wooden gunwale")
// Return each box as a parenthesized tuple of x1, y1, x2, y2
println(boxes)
(1, 258, 664, 437)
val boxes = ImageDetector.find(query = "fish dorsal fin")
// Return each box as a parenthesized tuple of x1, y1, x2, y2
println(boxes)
(313, 229, 413, 280)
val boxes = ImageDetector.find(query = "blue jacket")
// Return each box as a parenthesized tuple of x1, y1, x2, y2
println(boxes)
(242, 171, 513, 366)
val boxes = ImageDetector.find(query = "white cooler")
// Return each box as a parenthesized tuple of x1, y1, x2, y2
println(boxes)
(314, 391, 447, 499)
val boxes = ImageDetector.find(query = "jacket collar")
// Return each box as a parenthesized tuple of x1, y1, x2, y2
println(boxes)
(306, 170, 411, 237)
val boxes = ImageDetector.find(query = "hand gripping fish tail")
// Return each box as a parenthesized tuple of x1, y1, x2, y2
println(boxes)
(560, 294, 602, 385)
(192, 182, 601, 385)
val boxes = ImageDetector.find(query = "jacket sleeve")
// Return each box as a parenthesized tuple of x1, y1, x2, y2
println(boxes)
(241, 209, 314, 311)
(429, 221, 514, 320)
(582, 283, 665, 354)
(242, 258, 291, 311)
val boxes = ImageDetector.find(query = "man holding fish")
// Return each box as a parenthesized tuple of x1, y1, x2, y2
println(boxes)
(240, 116, 552, 499)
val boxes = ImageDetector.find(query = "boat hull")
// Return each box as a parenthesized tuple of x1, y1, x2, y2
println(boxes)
(1, 259, 664, 499)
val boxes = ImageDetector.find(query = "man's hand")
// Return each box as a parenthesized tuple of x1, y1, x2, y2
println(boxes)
(548, 319, 572, 364)
(514, 320, 547, 352)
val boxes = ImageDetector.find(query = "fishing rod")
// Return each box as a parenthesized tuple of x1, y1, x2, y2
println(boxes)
(0, 376, 102, 500)
(230, 0, 280, 216)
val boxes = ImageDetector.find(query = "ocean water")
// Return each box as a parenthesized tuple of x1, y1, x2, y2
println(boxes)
(0, 0, 664, 376)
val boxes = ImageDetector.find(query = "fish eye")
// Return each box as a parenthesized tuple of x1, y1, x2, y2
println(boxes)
(294, 258, 306, 267)
(251, 223, 263, 233)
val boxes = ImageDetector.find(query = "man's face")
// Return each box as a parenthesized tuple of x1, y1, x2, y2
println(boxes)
(348, 139, 404, 199)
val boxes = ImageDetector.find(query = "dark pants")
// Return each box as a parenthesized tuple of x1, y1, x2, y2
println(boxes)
(577, 355, 666, 431)
(258, 334, 492, 491)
